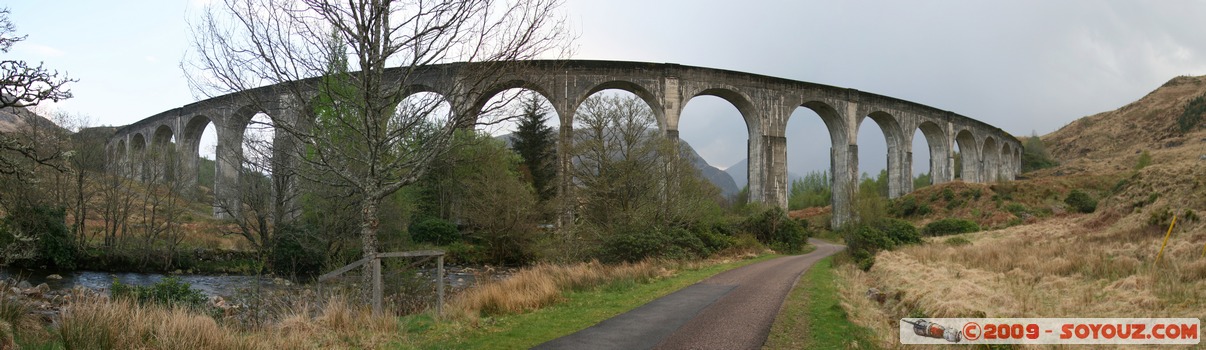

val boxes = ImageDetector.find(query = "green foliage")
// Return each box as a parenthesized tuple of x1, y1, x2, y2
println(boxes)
(110, 277, 208, 310)
(1183, 210, 1200, 223)
(1005, 202, 1031, 218)
(1147, 207, 1175, 228)
(1021, 132, 1058, 172)
(890, 195, 931, 217)
(445, 241, 486, 265)
(841, 218, 920, 271)
(269, 223, 326, 278)
(1178, 94, 1206, 133)
(913, 172, 931, 190)
(1064, 189, 1098, 214)
(921, 218, 980, 236)
(858, 170, 890, 199)
(942, 188, 955, 201)
(788, 171, 832, 210)
(1135, 150, 1152, 170)
(409, 217, 459, 245)
(510, 94, 557, 202)
(742, 207, 810, 254)
(1, 205, 75, 269)
(599, 226, 709, 263)
(945, 237, 972, 246)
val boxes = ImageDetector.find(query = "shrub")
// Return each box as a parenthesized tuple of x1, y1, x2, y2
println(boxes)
(1178, 94, 1205, 133)
(598, 227, 672, 263)
(922, 218, 980, 236)
(945, 237, 972, 246)
(840, 218, 919, 271)
(942, 188, 955, 201)
(1147, 207, 1174, 228)
(269, 224, 326, 278)
(870, 218, 921, 246)
(1064, 189, 1097, 214)
(742, 207, 811, 254)
(891, 196, 931, 217)
(1, 205, 75, 269)
(111, 277, 208, 310)
(1135, 151, 1151, 170)
(1005, 203, 1030, 218)
(409, 217, 459, 245)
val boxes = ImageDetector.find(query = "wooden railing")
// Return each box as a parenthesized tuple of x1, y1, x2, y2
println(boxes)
(317, 250, 445, 316)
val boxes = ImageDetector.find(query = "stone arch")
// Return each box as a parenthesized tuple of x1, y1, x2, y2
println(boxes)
(795, 101, 849, 147)
(982, 136, 1000, 182)
(683, 87, 759, 133)
(1001, 142, 1014, 180)
(183, 115, 214, 157)
(130, 133, 147, 155)
(470, 80, 557, 117)
(578, 80, 663, 128)
(151, 125, 175, 151)
(954, 129, 979, 182)
(916, 120, 949, 184)
(857, 111, 907, 198)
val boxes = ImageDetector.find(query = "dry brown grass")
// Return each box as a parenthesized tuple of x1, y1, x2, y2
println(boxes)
(837, 210, 1206, 349)
(450, 260, 667, 317)
(58, 293, 403, 350)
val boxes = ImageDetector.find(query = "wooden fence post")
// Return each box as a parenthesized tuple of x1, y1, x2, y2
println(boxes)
(437, 254, 444, 318)
(372, 256, 383, 316)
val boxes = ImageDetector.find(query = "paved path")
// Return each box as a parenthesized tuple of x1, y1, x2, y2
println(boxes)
(534, 239, 844, 350)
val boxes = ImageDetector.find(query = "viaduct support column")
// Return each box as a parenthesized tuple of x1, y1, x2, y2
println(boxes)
(831, 143, 857, 228)
(887, 143, 910, 199)
(761, 135, 788, 209)
(931, 140, 952, 184)
(179, 135, 200, 199)
(747, 133, 765, 204)
(213, 122, 242, 219)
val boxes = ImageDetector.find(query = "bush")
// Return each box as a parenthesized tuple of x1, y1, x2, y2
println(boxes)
(598, 227, 672, 263)
(742, 207, 811, 254)
(870, 218, 921, 246)
(922, 218, 980, 236)
(1005, 203, 1030, 218)
(945, 237, 972, 246)
(1, 205, 75, 269)
(110, 277, 208, 310)
(269, 224, 326, 278)
(1064, 189, 1098, 214)
(409, 217, 459, 245)
(840, 218, 920, 271)
(1178, 94, 1205, 133)
(890, 196, 931, 217)
(1148, 207, 1174, 228)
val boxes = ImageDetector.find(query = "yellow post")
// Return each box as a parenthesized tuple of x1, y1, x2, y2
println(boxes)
(1155, 215, 1177, 264)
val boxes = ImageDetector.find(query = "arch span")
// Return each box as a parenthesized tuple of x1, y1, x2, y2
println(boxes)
(109, 60, 1021, 228)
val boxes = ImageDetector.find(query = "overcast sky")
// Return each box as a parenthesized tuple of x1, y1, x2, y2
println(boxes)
(8, 1, 1206, 177)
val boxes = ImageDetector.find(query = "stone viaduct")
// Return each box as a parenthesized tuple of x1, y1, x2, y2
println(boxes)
(108, 60, 1021, 227)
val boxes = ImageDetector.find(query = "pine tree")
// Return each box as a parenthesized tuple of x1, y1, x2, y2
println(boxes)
(510, 95, 557, 202)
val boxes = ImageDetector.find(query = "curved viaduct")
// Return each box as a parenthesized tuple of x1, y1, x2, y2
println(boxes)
(108, 60, 1021, 227)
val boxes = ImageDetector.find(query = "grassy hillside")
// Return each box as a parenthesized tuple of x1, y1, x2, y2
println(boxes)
(825, 75, 1206, 348)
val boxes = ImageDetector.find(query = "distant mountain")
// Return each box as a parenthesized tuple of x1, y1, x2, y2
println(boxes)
(495, 130, 740, 198)
(724, 158, 803, 191)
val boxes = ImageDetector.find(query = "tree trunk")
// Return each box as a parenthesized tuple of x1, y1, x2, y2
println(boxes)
(360, 193, 382, 314)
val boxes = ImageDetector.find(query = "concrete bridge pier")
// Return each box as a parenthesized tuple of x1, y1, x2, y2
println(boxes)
(213, 120, 242, 219)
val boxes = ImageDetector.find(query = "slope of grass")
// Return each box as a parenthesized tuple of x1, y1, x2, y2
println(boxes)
(765, 256, 877, 349)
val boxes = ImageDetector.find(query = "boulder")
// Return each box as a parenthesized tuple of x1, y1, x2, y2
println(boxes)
(15, 281, 31, 290)
(46, 274, 62, 280)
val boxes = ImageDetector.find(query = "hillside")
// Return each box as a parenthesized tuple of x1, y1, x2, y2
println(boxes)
(0, 106, 65, 134)
(1042, 75, 1206, 175)
(832, 76, 1206, 348)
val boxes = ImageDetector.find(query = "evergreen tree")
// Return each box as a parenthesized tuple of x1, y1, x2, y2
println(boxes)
(510, 95, 557, 202)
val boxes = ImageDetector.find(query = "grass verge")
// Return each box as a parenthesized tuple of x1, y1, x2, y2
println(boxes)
(407, 254, 779, 349)
(765, 256, 878, 350)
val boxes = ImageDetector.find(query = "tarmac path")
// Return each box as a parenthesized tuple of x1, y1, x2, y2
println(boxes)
(534, 238, 845, 350)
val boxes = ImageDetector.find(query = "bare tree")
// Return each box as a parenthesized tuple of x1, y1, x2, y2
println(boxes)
(0, 8, 74, 176)
(186, 0, 567, 310)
